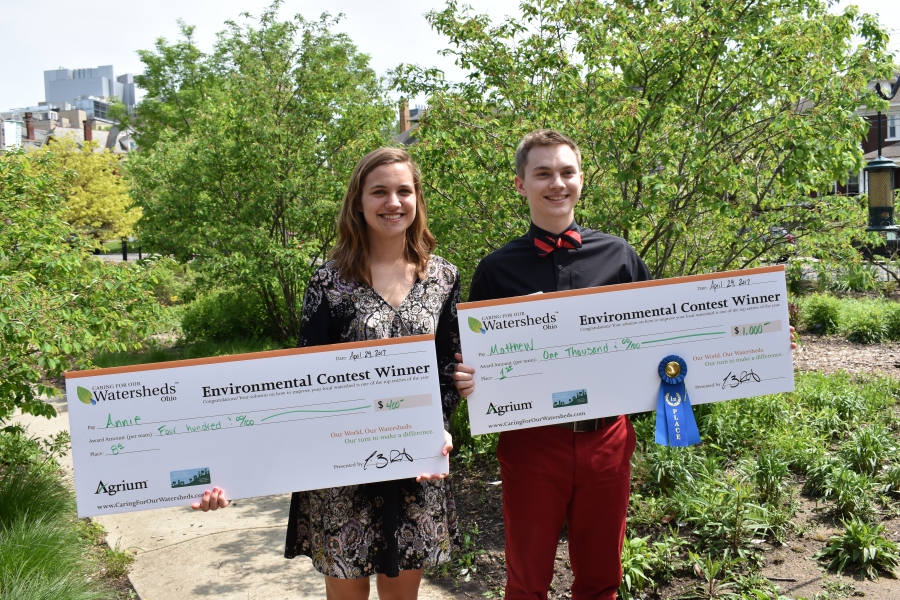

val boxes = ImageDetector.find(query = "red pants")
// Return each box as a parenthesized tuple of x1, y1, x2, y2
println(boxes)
(497, 417, 635, 600)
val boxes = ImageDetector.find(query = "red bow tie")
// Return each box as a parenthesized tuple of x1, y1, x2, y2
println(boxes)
(533, 229, 583, 257)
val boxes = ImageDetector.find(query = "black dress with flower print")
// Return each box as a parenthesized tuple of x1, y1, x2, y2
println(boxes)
(284, 256, 462, 578)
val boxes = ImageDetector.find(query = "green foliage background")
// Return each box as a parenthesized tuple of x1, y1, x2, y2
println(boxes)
(0, 150, 161, 421)
(128, 3, 394, 343)
(394, 0, 892, 295)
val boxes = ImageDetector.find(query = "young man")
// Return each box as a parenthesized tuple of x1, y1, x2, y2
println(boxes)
(453, 129, 649, 600)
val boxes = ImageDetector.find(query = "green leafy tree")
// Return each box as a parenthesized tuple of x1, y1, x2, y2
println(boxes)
(106, 96, 132, 130)
(32, 137, 140, 240)
(128, 2, 393, 342)
(394, 0, 892, 287)
(0, 150, 160, 421)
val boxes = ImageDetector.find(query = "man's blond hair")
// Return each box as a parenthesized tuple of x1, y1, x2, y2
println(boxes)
(515, 129, 582, 178)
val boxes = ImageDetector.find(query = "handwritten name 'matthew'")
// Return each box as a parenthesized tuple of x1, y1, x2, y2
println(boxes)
(489, 339, 534, 355)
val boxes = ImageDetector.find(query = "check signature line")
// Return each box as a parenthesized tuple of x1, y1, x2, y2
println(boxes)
(501, 372, 543, 379)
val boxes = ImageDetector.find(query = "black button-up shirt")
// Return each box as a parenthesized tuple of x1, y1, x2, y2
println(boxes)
(469, 221, 651, 302)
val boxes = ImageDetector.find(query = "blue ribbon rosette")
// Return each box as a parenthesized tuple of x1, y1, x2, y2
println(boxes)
(655, 355, 701, 446)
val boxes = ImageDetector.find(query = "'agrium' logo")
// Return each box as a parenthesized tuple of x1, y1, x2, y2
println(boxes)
(95, 479, 148, 496)
(486, 401, 533, 416)
(77, 386, 96, 405)
(471, 312, 557, 334)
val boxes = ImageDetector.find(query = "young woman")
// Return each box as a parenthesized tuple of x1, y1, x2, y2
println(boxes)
(194, 148, 461, 600)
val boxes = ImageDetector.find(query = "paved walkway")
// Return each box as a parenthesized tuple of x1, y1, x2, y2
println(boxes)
(93, 253, 147, 262)
(14, 396, 453, 600)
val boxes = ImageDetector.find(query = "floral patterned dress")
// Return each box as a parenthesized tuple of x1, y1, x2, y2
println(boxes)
(284, 256, 462, 578)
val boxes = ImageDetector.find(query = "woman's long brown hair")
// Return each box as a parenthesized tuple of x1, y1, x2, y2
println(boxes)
(329, 148, 436, 285)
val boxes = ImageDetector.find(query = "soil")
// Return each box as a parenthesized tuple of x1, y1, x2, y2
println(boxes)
(793, 335, 900, 379)
(428, 335, 900, 599)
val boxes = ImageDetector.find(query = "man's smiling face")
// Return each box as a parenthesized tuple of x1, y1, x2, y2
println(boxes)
(515, 144, 584, 234)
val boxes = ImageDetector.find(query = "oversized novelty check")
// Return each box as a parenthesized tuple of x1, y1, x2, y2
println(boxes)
(458, 266, 794, 434)
(65, 335, 448, 517)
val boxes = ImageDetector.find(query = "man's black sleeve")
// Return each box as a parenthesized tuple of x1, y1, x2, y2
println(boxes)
(632, 246, 652, 282)
(468, 258, 496, 302)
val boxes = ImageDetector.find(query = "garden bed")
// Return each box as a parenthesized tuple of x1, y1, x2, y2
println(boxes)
(429, 337, 900, 599)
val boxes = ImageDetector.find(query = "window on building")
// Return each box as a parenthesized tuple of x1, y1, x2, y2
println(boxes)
(889, 114, 900, 140)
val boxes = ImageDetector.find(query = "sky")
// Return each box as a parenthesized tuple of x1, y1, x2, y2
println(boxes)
(0, 0, 897, 112)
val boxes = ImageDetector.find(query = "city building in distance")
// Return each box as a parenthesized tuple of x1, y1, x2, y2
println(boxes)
(44, 66, 136, 117)
(1, 65, 136, 152)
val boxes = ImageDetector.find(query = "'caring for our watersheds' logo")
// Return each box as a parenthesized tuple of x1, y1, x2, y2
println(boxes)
(95, 479, 148, 496)
(77, 382, 178, 405)
(77, 386, 96, 405)
(468, 311, 557, 334)
(468, 317, 487, 334)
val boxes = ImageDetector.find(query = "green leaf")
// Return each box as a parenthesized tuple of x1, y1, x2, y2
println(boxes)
(76, 386, 93, 405)
(468, 317, 484, 334)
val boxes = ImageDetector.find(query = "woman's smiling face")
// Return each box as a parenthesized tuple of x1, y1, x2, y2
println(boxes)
(359, 162, 418, 243)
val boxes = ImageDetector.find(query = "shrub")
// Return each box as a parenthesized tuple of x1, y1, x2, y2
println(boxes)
(886, 303, 900, 341)
(815, 517, 900, 579)
(879, 464, 900, 496)
(643, 445, 701, 493)
(751, 448, 790, 504)
(786, 261, 805, 295)
(802, 294, 841, 335)
(812, 407, 850, 441)
(802, 454, 839, 498)
(145, 257, 196, 306)
(839, 425, 893, 476)
(845, 312, 888, 344)
(180, 287, 274, 342)
(0, 462, 72, 528)
(680, 477, 767, 560)
(830, 263, 881, 293)
(0, 428, 43, 468)
(822, 466, 875, 519)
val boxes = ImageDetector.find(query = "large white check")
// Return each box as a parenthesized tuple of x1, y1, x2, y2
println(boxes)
(65, 335, 448, 517)
(458, 266, 794, 434)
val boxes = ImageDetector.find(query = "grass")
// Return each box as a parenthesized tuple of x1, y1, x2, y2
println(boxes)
(0, 516, 111, 600)
(0, 429, 134, 599)
(0, 461, 114, 600)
